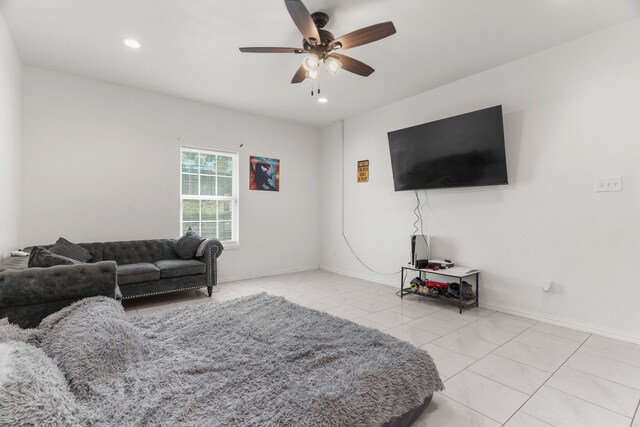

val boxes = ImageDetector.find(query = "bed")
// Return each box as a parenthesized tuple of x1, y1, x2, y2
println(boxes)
(0, 294, 443, 426)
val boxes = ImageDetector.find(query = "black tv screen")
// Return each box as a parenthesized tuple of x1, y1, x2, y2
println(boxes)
(388, 105, 508, 191)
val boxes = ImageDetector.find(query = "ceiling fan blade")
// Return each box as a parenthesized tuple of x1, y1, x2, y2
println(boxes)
(329, 53, 374, 77)
(331, 22, 396, 50)
(284, 0, 321, 45)
(239, 47, 303, 53)
(291, 65, 307, 84)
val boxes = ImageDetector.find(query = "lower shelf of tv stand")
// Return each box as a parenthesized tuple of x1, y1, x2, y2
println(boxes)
(400, 288, 478, 310)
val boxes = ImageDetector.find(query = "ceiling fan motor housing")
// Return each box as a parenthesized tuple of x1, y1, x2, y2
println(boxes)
(311, 12, 329, 29)
(302, 13, 335, 52)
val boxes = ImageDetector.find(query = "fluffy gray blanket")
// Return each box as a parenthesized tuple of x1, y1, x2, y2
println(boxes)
(2, 294, 443, 426)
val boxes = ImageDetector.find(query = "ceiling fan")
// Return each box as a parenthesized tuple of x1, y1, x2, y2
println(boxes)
(239, 0, 396, 84)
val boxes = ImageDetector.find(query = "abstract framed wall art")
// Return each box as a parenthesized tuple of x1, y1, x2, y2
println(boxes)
(250, 156, 280, 191)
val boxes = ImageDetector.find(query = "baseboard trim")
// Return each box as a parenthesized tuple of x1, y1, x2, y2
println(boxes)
(218, 265, 320, 284)
(480, 301, 640, 345)
(319, 265, 399, 287)
(320, 265, 640, 345)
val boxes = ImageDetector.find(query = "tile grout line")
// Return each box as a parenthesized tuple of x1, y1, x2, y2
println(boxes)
(512, 412, 555, 427)
(561, 358, 640, 393)
(576, 345, 640, 371)
(553, 365, 640, 400)
(502, 333, 592, 425)
(632, 400, 640, 427)
(543, 382, 635, 419)
(467, 364, 542, 397)
(431, 387, 505, 425)
(436, 316, 617, 423)
(477, 330, 586, 375)
(441, 318, 540, 375)
(435, 319, 541, 423)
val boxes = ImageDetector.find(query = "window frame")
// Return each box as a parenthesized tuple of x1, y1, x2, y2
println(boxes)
(179, 146, 239, 247)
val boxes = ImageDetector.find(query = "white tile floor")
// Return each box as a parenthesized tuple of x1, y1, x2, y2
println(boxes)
(123, 269, 640, 427)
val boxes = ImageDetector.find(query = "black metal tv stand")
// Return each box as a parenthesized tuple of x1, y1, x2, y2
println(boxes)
(400, 265, 480, 314)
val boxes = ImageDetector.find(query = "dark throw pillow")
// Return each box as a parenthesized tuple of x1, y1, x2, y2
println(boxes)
(173, 227, 205, 260)
(49, 237, 92, 263)
(28, 246, 80, 268)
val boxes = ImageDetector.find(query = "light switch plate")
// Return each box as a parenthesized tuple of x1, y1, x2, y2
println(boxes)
(595, 176, 622, 192)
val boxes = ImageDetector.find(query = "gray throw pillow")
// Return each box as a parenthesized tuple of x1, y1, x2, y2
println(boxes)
(49, 237, 92, 262)
(28, 246, 80, 268)
(173, 227, 205, 259)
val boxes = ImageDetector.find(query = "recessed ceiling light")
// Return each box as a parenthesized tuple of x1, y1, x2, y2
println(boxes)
(318, 97, 328, 104)
(124, 38, 141, 49)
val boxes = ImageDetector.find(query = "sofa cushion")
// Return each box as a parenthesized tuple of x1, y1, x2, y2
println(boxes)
(28, 247, 80, 268)
(154, 259, 206, 278)
(49, 237, 93, 263)
(117, 263, 160, 285)
(172, 228, 205, 260)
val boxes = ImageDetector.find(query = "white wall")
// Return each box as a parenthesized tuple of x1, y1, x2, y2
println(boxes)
(320, 19, 640, 341)
(0, 9, 22, 258)
(21, 67, 320, 281)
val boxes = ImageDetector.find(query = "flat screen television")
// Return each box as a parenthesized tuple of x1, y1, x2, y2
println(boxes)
(388, 105, 508, 191)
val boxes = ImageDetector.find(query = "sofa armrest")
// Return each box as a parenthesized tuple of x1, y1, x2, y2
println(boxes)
(196, 238, 224, 260)
(195, 239, 224, 289)
(0, 261, 118, 307)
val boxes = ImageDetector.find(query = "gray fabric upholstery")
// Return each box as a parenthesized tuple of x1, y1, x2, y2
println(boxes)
(27, 242, 104, 262)
(173, 228, 205, 260)
(116, 263, 160, 285)
(196, 238, 224, 257)
(49, 237, 93, 263)
(2, 237, 223, 325)
(76, 243, 104, 262)
(0, 261, 119, 328)
(195, 239, 224, 289)
(154, 259, 206, 278)
(119, 274, 206, 299)
(28, 247, 80, 268)
(102, 239, 179, 265)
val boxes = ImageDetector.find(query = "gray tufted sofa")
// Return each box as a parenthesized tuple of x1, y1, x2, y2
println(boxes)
(0, 238, 224, 328)
(0, 258, 119, 328)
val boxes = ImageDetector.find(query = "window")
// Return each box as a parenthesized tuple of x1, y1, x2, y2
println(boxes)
(180, 147, 238, 244)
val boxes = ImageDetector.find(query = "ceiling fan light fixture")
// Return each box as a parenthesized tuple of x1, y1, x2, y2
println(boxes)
(302, 54, 320, 71)
(306, 69, 319, 80)
(324, 57, 342, 75)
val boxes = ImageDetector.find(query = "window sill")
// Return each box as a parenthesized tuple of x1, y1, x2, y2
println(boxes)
(222, 241, 240, 250)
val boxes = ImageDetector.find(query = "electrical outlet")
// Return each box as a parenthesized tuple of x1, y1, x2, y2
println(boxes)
(595, 176, 622, 192)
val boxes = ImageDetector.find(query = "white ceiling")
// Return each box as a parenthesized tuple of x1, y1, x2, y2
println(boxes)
(2, 0, 639, 127)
